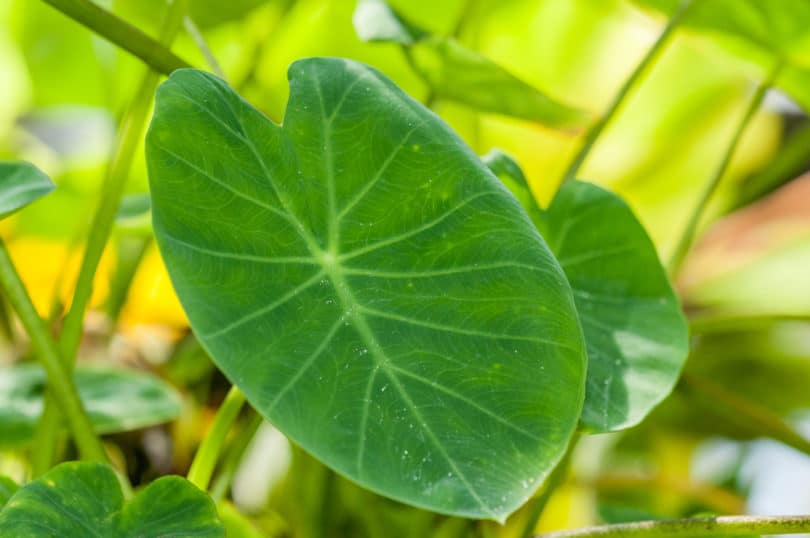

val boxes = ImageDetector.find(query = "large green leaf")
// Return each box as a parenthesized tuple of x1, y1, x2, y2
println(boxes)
(544, 181, 689, 432)
(0, 364, 182, 447)
(0, 462, 223, 536)
(0, 476, 17, 510)
(353, 0, 591, 131)
(0, 162, 55, 220)
(146, 60, 586, 520)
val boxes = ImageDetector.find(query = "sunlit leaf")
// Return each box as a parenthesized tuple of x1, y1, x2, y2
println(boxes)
(0, 364, 182, 447)
(353, 0, 427, 45)
(0, 162, 55, 220)
(632, 0, 810, 111)
(545, 181, 689, 432)
(0, 462, 223, 536)
(353, 1, 592, 131)
(0, 476, 17, 510)
(481, 148, 542, 225)
(146, 60, 586, 520)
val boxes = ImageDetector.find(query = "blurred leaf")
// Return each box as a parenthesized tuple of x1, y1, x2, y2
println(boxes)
(0, 461, 223, 536)
(680, 174, 810, 316)
(115, 193, 152, 235)
(632, 0, 810, 111)
(0, 476, 17, 510)
(545, 181, 689, 432)
(218, 502, 266, 538)
(354, 0, 592, 131)
(0, 364, 182, 447)
(0, 161, 54, 220)
(352, 0, 427, 45)
(147, 62, 586, 520)
(353, 0, 427, 45)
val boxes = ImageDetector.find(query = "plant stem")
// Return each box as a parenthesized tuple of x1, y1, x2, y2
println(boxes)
(209, 411, 263, 503)
(560, 0, 691, 184)
(0, 241, 108, 464)
(533, 515, 810, 538)
(679, 372, 810, 457)
(187, 385, 247, 491)
(33, 0, 188, 472)
(667, 59, 784, 275)
(183, 16, 226, 80)
(521, 434, 578, 538)
(38, 0, 190, 75)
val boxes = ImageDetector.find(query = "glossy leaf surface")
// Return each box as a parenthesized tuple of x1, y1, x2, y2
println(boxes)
(0, 364, 182, 447)
(0, 462, 223, 536)
(545, 181, 689, 432)
(0, 162, 55, 220)
(146, 60, 586, 520)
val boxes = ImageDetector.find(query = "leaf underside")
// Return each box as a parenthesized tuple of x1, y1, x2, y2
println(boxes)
(146, 58, 586, 520)
(0, 162, 55, 220)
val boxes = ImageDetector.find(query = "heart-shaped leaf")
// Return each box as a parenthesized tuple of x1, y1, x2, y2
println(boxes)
(0, 162, 55, 220)
(0, 364, 182, 447)
(353, 1, 592, 131)
(0, 476, 17, 510)
(544, 181, 689, 432)
(0, 462, 223, 536)
(146, 60, 586, 520)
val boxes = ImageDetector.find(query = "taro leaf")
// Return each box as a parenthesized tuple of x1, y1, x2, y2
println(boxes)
(0, 364, 182, 447)
(544, 181, 689, 432)
(353, 1, 591, 131)
(0, 462, 223, 536)
(146, 60, 586, 521)
(0, 476, 17, 510)
(0, 162, 55, 220)
(353, 0, 428, 44)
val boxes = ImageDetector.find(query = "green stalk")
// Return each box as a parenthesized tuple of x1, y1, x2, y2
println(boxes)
(209, 411, 263, 503)
(667, 59, 784, 275)
(560, 0, 692, 184)
(187, 385, 247, 491)
(38, 0, 190, 75)
(183, 16, 226, 79)
(33, 0, 188, 473)
(680, 372, 810, 457)
(0, 241, 107, 464)
(533, 515, 810, 538)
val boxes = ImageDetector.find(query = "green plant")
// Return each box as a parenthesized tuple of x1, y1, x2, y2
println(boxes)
(1, 0, 810, 536)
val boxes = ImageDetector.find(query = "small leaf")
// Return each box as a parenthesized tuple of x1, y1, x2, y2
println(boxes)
(353, 1, 592, 131)
(409, 38, 592, 131)
(544, 181, 689, 432)
(353, 0, 427, 45)
(0, 462, 223, 536)
(0, 476, 18, 510)
(146, 60, 586, 521)
(0, 162, 55, 220)
(0, 364, 182, 447)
